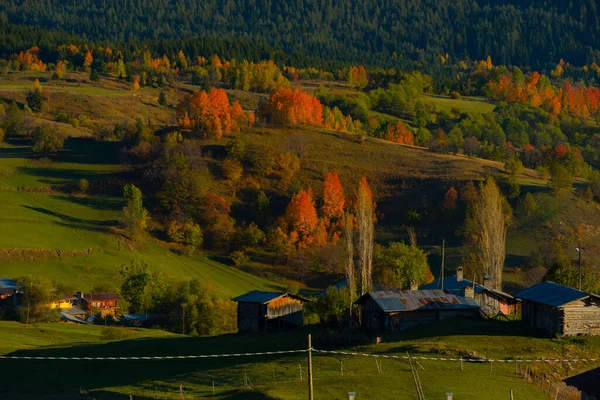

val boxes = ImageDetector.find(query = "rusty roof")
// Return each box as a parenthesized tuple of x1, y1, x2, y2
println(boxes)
(355, 289, 479, 312)
(232, 290, 310, 304)
(83, 292, 122, 302)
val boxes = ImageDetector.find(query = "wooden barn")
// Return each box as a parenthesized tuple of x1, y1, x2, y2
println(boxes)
(420, 267, 520, 315)
(355, 289, 480, 332)
(564, 366, 600, 399)
(232, 291, 309, 333)
(515, 281, 600, 336)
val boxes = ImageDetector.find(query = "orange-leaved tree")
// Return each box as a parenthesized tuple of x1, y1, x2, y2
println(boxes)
(385, 121, 414, 145)
(322, 171, 345, 239)
(177, 88, 248, 138)
(283, 188, 326, 249)
(265, 87, 323, 127)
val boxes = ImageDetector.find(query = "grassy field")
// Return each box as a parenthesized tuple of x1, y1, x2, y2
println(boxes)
(422, 94, 496, 115)
(2, 319, 592, 399)
(0, 139, 282, 297)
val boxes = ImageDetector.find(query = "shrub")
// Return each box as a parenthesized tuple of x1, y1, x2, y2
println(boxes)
(78, 178, 90, 194)
(450, 91, 462, 99)
(230, 250, 249, 266)
(504, 158, 524, 176)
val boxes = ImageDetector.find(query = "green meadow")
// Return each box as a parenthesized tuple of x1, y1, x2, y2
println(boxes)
(0, 139, 281, 297)
(0, 319, 581, 399)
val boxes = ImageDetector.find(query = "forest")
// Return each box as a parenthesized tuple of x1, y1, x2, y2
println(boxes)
(2, 0, 600, 70)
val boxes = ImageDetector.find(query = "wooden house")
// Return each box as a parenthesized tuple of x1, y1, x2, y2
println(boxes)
(232, 291, 309, 333)
(355, 289, 480, 332)
(420, 267, 520, 315)
(515, 282, 600, 336)
(564, 366, 600, 399)
(76, 292, 122, 317)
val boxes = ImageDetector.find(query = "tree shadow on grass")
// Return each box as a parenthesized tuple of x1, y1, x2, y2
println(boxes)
(381, 319, 550, 346)
(53, 194, 124, 212)
(16, 166, 120, 186)
(22, 205, 117, 230)
(1, 332, 308, 398)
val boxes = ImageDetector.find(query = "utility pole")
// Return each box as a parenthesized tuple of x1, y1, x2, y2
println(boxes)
(441, 239, 445, 291)
(308, 334, 314, 400)
(577, 243, 583, 291)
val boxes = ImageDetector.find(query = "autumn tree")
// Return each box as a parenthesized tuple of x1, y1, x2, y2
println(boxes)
(264, 87, 323, 127)
(356, 177, 375, 294)
(442, 186, 458, 210)
(346, 65, 368, 89)
(469, 178, 509, 290)
(83, 50, 93, 71)
(322, 171, 345, 238)
(177, 88, 247, 138)
(283, 188, 326, 249)
(385, 121, 414, 145)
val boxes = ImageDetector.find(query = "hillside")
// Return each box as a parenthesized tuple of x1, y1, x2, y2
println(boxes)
(1, 0, 600, 68)
(4, 319, 598, 399)
(1, 70, 599, 295)
(0, 137, 282, 297)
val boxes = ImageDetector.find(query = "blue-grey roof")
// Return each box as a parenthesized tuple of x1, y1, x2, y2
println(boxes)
(421, 276, 486, 295)
(514, 281, 592, 307)
(356, 289, 480, 312)
(121, 314, 152, 322)
(60, 312, 88, 324)
(0, 278, 22, 290)
(232, 290, 309, 303)
(421, 275, 516, 300)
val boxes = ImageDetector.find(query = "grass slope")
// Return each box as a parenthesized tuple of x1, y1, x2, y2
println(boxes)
(3, 319, 594, 399)
(0, 140, 281, 297)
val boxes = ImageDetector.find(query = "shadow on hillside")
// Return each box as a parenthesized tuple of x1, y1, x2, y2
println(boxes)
(0, 332, 308, 398)
(55, 194, 124, 211)
(23, 205, 116, 230)
(0, 145, 32, 158)
(382, 319, 550, 345)
(16, 166, 119, 185)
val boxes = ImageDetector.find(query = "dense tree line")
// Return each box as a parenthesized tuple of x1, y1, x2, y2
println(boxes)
(2, 0, 600, 69)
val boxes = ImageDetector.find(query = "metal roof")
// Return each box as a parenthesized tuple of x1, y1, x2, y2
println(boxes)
(420, 275, 516, 300)
(514, 281, 591, 307)
(564, 366, 600, 396)
(60, 312, 88, 324)
(232, 290, 309, 303)
(60, 307, 87, 316)
(0, 278, 22, 290)
(355, 289, 480, 312)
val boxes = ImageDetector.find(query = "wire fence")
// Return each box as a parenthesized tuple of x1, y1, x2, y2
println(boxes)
(0, 346, 588, 399)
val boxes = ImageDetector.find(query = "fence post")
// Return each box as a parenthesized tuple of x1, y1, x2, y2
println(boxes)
(510, 389, 513, 400)
(308, 334, 314, 400)
(212, 381, 215, 395)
